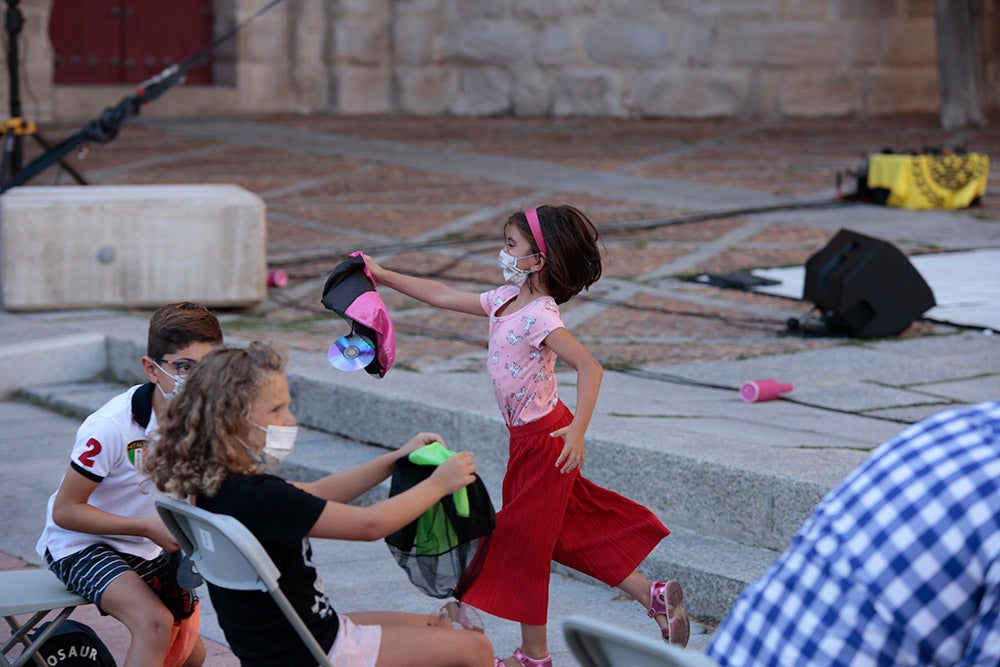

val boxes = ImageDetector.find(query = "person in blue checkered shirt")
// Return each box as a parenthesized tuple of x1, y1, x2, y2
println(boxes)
(707, 400, 1000, 666)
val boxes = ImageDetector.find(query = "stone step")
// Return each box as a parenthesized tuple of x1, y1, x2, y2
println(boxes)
(0, 330, 106, 399)
(12, 314, 875, 555)
(281, 358, 835, 553)
(22, 380, 779, 620)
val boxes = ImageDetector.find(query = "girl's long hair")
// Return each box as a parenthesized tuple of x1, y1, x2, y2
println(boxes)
(145, 341, 287, 498)
(507, 204, 603, 304)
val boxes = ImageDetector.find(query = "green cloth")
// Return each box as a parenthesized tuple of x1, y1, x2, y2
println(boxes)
(409, 442, 470, 516)
(408, 442, 469, 556)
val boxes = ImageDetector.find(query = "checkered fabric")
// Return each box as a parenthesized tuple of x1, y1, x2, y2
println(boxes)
(708, 401, 1000, 666)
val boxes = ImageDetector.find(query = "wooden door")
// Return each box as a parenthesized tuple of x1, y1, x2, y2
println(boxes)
(50, 1, 214, 85)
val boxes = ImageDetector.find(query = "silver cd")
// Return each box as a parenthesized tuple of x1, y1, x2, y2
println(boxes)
(328, 334, 376, 372)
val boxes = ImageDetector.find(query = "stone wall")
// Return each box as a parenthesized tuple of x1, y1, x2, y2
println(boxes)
(379, 0, 943, 117)
(5, 0, 997, 122)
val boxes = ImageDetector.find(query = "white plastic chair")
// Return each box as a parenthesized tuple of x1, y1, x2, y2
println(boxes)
(155, 496, 332, 667)
(563, 615, 721, 667)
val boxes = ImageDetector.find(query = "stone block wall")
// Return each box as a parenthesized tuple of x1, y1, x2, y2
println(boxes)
(382, 0, 945, 118)
(5, 0, 997, 121)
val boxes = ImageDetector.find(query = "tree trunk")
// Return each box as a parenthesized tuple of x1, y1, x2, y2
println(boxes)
(936, 0, 989, 129)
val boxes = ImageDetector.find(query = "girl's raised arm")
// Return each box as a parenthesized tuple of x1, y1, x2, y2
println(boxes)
(364, 253, 484, 316)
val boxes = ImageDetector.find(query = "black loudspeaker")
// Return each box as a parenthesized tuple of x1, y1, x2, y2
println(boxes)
(803, 229, 936, 338)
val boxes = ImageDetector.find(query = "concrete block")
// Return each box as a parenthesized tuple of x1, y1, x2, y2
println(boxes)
(0, 185, 266, 310)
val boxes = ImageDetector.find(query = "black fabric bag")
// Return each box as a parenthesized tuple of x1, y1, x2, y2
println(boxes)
(385, 455, 495, 599)
(320, 252, 396, 377)
(28, 619, 117, 666)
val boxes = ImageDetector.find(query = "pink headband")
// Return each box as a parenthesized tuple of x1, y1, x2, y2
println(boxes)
(525, 208, 547, 256)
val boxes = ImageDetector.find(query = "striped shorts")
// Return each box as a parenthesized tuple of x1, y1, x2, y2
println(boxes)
(46, 544, 196, 618)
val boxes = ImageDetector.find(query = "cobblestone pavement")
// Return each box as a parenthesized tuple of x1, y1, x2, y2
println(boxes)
(20, 113, 1000, 369)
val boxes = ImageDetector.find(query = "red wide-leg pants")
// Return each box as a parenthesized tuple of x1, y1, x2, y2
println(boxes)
(459, 402, 669, 625)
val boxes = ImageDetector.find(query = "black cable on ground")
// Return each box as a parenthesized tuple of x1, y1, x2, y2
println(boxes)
(271, 197, 859, 269)
(620, 369, 918, 425)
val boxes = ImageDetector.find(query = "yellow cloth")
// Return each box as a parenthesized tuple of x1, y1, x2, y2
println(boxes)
(867, 152, 989, 210)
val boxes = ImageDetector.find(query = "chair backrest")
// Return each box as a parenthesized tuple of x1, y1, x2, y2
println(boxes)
(563, 615, 721, 667)
(155, 496, 332, 667)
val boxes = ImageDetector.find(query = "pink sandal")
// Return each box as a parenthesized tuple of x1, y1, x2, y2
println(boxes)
(648, 580, 690, 647)
(437, 600, 485, 634)
(495, 647, 553, 667)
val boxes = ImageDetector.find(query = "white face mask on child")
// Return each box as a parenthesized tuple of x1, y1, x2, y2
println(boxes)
(253, 422, 298, 463)
(151, 360, 185, 402)
(498, 250, 534, 287)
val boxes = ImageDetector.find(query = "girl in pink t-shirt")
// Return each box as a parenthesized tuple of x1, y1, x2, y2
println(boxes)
(365, 205, 688, 667)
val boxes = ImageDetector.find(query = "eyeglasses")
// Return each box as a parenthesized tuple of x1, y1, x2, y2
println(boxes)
(152, 357, 197, 377)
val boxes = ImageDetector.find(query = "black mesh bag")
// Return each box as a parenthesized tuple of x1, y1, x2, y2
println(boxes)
(385, 454, 495, 599)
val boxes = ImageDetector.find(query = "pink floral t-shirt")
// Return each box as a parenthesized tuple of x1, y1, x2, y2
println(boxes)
(480, 285, 564, 426)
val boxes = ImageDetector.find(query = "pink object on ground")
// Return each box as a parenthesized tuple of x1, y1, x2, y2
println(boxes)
(740, 379, 794, 402)
(267, 269, 288, 288)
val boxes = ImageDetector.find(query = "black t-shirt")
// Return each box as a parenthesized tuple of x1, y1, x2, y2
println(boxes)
(198, 474, 337, 666)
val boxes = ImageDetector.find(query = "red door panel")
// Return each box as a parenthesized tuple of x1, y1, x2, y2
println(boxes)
(121, 2, 214, 85)
(50, 1, 214, 85)
(50, 0, 123, 84)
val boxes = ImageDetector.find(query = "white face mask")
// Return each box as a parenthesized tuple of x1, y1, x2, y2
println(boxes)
(151, 360, 185, 402)
(254, 422, 298, 463)
(498, 249, 534, 287)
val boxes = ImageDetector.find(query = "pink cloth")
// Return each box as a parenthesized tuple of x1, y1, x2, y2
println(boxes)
(320, 252, 395, 377)
(479, 285, 562, 426)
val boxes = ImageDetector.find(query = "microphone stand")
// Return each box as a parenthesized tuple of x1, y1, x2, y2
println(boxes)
(0, 0, 287, 194)
(3, 0, 25, 175)
(0, 0, 87, 187)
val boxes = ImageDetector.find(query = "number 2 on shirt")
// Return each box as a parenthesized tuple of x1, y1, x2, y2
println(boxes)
(78, 438, 102, 467)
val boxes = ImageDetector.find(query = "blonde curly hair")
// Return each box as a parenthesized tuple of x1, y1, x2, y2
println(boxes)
(146, 341, 288, 497)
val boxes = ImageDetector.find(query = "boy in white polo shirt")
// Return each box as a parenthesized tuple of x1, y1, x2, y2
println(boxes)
(36, 302, 223, 667)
